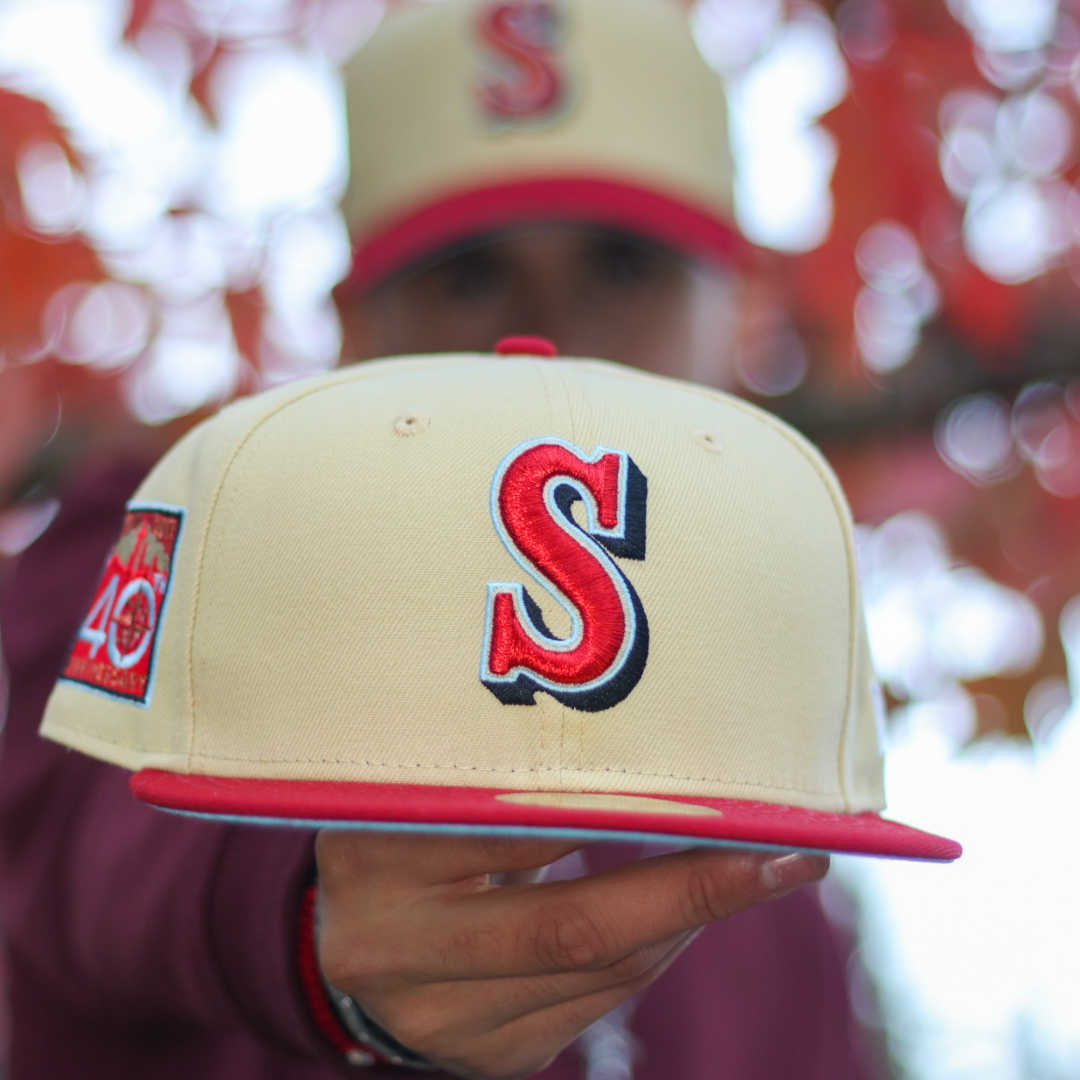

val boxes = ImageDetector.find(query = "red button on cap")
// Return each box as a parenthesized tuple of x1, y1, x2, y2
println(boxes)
(494, 336, 558, 358)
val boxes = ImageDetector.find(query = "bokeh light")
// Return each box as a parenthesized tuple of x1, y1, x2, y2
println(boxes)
(44, 280, 152, 369)
(17, 140, 86, 234)
(694, 0, 848, 252)
(854, 222, 940, 373)
(0, 0, 371, 420)
(947, 0, 1059, 54)
(935, 393, 1018, 485)
(858, 513, 1043, 701)
(843, 527, 1080, 1080)
(938, 82, 1076, 283)
(835, 699, 1080, 1080)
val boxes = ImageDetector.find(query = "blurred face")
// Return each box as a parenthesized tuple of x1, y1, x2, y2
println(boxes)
(336, 227, 740, 388)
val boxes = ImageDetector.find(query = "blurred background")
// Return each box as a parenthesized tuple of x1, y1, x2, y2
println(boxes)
(1, 0, 1079, 1076)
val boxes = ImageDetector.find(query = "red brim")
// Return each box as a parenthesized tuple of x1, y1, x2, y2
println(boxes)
(131, 770, 960, 862)
(338, 176, 749, 296)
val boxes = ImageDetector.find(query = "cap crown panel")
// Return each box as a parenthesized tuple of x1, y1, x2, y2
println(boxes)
(41, 357, 884, 815)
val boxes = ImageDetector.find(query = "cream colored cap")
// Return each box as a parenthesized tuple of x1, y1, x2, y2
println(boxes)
(339, 0, 742, 291)
(40, 354, 960, 859)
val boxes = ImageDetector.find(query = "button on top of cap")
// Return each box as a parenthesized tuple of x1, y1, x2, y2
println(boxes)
(494, 336, 558, 358)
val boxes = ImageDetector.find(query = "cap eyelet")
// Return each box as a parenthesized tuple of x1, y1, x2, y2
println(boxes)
(692, 428, 722, 453)
(394, 412, 431, 436)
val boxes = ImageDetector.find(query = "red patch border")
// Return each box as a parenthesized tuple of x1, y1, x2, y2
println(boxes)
(60, 501, 185, 708)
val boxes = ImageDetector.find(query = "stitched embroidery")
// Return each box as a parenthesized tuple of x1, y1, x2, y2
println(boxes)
(480, 438, 649, 712)
(476, 0, 570, 128)
(61, 502, 184, 707)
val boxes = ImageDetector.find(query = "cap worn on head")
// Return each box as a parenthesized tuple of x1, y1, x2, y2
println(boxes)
(41, 351, 960, 862)
(339, 0, 745, 294)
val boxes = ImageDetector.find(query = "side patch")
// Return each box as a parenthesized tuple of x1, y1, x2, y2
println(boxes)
(61, 503, 184, 707)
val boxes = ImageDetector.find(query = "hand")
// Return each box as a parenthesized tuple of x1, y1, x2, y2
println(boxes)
(315, 832, 828, 1080)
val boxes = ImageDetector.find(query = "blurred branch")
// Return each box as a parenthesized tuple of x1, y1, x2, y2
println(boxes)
(771, 310, 1080, 443)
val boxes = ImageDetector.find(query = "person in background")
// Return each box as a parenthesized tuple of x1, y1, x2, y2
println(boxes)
(0, 1, 881, 1077)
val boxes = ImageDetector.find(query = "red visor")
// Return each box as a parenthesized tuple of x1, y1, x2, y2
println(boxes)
(131, 770, 961, 862)
(340, 175, 748, 295)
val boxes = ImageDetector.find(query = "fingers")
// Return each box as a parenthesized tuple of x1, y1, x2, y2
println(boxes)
(411, 964, 666, 1080)
(467, 929, 691, 1031)
(372, 929, 694, 1039)
(317, 830, 587, 888)
(481, 982, 652, 1076)
(315, 831, 830, 1080)
(351, 846, 827, 983)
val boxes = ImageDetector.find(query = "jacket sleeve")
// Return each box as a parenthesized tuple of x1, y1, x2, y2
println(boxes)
(0, 465, 340, 1066)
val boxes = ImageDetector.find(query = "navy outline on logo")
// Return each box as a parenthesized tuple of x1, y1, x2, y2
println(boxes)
(480, 437, 648, 712)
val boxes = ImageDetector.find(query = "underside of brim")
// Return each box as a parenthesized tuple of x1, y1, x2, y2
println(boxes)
(340, 176, 748, 295)
(131, 770, 961, 862)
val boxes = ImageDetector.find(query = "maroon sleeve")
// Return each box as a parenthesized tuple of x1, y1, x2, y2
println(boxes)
(0, 465, 347, 1077)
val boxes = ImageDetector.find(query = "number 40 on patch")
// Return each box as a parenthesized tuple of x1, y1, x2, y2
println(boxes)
(62, 504, 184, 707)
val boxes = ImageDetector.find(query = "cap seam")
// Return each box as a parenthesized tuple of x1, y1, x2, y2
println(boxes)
(550, 361, 579, 796)
(532, 364, 559, 789)
(46, 704, 847, 800)
(179, 751, 840, 796)
(51, 716, 842, 803)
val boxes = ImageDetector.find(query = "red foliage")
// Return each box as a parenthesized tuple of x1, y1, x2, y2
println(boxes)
(0, 229, 103, 360)
(188, 41, 232, 125)
(0, 90, 105, 358)
(225, 285, 266, 368)
(0, 88, 116, 500)
(799, 5, 1020, 361)
(122, 0, 157, 42)
(0, 88, 79, 194)
(782, 0, 1080, 735)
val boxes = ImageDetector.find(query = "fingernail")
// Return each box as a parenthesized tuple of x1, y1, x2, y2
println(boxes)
(760, 853, 830, 895)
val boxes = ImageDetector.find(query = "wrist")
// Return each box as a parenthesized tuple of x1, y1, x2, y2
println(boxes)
(297, 883, 433, 1071)
(323, 980, 435, 1071)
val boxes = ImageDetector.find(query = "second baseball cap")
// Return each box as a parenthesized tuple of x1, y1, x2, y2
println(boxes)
(339, 0, 743, 293)
(41, 350, 959, 861)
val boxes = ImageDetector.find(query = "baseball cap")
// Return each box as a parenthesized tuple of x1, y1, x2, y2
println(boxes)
(338, 0, 744, 293)
(41, 348, 959, 861)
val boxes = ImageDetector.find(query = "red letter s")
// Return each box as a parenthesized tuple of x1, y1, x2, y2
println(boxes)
(478, 1, 563, 122)
(480, 438, 648, 712)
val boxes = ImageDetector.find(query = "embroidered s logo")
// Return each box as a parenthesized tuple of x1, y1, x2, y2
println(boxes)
(477, 0, 567, 125)
(61, 503, 184, 706)
(481, 439, 649, 712)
